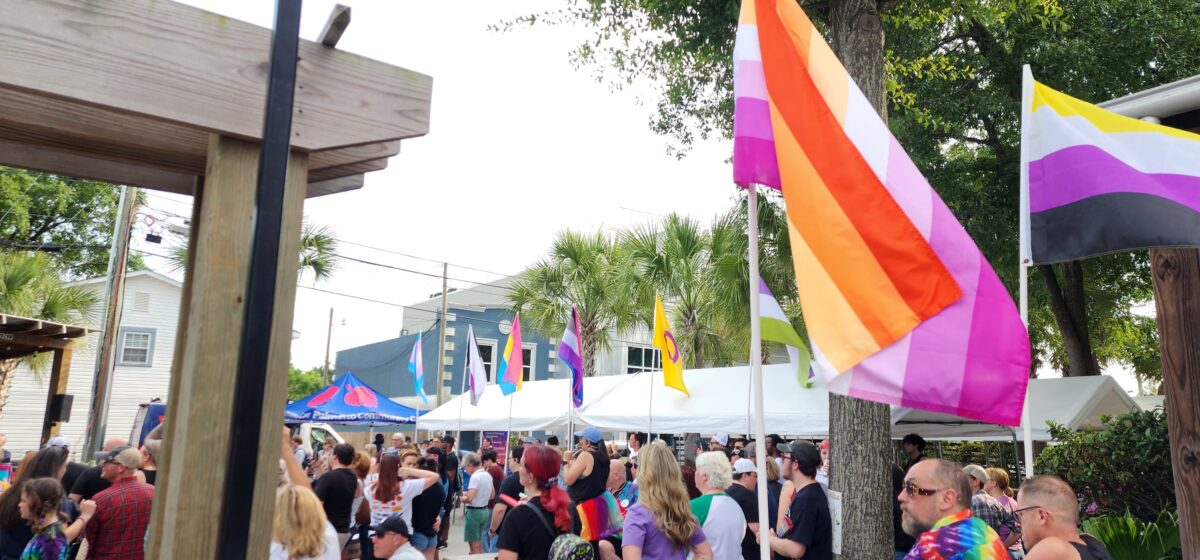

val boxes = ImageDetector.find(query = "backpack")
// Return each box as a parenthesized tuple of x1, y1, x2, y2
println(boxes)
(524, 502, 595, 560)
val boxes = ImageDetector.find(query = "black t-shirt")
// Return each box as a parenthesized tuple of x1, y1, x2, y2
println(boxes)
(142, 469, 157, 486)
(567, 449, 608, 503)
(777, 483, 832, 560)
(411, 477, 447, 535)
(499, 473, 522, 502)
(726, 484, 760, 560)
(1074, 535, 1116, 560)
(444, 452, 461, 493)
(313, 468, 358, 533)
(70, 466, 110, 500)
(497, 497, 557, 560)
(62, 462, 88, 494)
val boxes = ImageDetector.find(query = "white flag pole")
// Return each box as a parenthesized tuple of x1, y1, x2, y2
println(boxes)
(748, 185, 772, 560)
(1019, 64, 1036, 478)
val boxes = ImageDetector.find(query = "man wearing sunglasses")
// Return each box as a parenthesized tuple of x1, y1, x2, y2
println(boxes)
(897, 459, 1007, 559)
(1015, 476, 1114, 560)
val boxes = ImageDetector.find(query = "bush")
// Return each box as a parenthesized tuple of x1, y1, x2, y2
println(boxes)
(1081, 510, 1181, 560)
(1035, 407, 1174, 521)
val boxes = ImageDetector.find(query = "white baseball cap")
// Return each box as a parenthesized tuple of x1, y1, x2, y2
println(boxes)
(711, 433, 729, 446)
(732, 458, 757, 474)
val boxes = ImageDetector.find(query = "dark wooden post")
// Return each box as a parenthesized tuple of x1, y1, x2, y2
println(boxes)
(39, 345, 73, 443)
(1149, 248, 1200, 556)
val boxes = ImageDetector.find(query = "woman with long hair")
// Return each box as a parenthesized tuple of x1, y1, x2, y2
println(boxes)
(564, 427, 621, 544)
(622, 442, 712, 560)
(679, 462, 701, 500)
(409, 457, 446, 560)
(17, 478, 68, 560)
(0, 447, 91, 560)
(361, 450, 438, 559)
(271, 484, 340, 560)
(984, 466, 1021, 555)
(497, 445, 571, 560)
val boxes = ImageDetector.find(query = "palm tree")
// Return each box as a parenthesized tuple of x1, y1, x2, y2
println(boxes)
(508, 230, 640, 376)
(168, 220, 340, 282)
(0, 251, 99, 417)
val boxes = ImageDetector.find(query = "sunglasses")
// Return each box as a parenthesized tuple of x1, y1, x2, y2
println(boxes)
(902, 480, 942, 497)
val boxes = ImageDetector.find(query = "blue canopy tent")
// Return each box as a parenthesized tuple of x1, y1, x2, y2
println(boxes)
(286, 371, 424, 425)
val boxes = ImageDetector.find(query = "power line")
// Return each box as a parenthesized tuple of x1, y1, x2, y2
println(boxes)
(335, 238, 517, 278)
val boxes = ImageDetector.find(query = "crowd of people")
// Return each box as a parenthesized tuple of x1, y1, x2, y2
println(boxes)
(0, 428, 1116, 560)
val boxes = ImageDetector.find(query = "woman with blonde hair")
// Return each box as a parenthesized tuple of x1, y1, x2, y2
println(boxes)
(984, 466, 1021, 554)
(271, 484, 340, 560)
(622, 441, 712, 560)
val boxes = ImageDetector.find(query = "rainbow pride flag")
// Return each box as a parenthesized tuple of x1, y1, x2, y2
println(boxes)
(497, 314, 524, 396)
(733, 0, 1030, 425)
(1020, 69, 1200, 264)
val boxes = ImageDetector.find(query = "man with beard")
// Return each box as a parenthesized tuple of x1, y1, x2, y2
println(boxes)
(897, 459, 1007, 559)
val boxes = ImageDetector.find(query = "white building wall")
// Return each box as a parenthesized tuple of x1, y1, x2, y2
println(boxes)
(0, 272, 180, 459)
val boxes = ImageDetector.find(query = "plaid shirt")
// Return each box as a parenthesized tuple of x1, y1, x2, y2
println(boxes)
(85, 476, 155, 560)
(969, 490, 1019, 537)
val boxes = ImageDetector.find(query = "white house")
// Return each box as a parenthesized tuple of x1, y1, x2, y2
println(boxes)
(0, 270, 181, 457)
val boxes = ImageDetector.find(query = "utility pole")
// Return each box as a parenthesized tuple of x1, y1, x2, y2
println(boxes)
(323, 307, 334, 383)
(434, 263, 449, 405)
(82, 185, 138, 461)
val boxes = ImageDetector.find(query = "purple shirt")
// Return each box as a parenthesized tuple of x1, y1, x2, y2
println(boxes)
(622, 503, 707, 560)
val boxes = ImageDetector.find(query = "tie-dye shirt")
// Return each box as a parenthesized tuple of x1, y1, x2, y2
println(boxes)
(903, 509, 1009, 560)
(20, 522, 67, 560)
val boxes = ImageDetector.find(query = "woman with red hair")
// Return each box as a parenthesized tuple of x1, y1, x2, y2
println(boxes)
(497, 445, 571, 560)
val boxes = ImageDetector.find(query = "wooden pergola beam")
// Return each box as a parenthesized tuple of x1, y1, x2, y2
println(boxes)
(0, 0, 431, 152)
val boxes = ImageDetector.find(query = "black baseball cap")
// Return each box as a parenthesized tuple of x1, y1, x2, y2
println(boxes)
(777, 440, 821, 469)
(369, 513, 411, 538)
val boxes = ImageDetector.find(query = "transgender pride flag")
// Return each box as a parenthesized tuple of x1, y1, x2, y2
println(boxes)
(733, 0, 1030, 425)
(408, 332, 429, 405)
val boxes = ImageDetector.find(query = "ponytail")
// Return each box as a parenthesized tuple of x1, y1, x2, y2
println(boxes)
(539, 484, 573, 533)
(523, 445, 572, 533)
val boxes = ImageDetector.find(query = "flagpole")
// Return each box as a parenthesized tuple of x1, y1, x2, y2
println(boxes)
(748, 185, 772, 560)
(1019, 64, 1036, 479)
(646, 369, 655, 437)
(457, 357, 469, 449)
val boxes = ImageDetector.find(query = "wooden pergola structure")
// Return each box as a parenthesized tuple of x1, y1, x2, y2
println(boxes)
(0, 314, 92, 442)
(0, 0, 431, 557)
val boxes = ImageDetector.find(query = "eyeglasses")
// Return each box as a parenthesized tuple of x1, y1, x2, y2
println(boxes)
(902, 480, 942, 497)
(1012, 505, 1043, 517)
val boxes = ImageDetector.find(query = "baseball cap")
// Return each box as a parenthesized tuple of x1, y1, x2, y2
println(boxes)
(574, 426, 604, 443)
(101, 446, 142, 469)
(369, 513, 411, 538)
(778, 440, 821, 469)
(732, 458, 757, 474)
(521, 436, 538, 444)
(963, 464, 989, 485)
(711, 433, 729, 446)
(43, 436, 70, 449)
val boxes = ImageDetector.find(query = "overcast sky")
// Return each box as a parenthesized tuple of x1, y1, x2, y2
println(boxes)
(138, 0, 738, 371)
(134, 0, 1144, 396)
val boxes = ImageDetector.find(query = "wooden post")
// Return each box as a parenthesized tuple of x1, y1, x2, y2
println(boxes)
(39, 345, 73, 443)
(1149, 248, 1200, 556)
(146, 134, 308, 559)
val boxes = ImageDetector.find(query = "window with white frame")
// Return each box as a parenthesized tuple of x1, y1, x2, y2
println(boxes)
(476, 339, 496, 381)
(626, 346, 661, 374)
(118, 328, 156, 366)
(522, 344, 536, 382)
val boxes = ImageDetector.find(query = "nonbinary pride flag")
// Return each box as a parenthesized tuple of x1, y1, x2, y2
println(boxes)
(558, 307, 585, 408)
(733, 0, 1030, 425)
(466, 325, 488, 406)
(1021, 71, 1200, 264)
(408, 332, 428, 405)
(497, 314, 524, 396)
(653, 294, 687, 395)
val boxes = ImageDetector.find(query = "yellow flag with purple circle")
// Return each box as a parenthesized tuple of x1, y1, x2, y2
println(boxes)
(653, 294, 687, 395)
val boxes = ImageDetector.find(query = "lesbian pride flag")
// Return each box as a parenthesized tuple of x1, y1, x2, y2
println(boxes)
(1020, 69, 1200, 264)
(733, 0, 1030, 425)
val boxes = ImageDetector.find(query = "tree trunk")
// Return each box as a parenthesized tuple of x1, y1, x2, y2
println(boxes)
(0, 360, 15, 421)
(581, 319, 599, 377)
(1038, 263, 1101, 375)
(827, 1, 894, 558)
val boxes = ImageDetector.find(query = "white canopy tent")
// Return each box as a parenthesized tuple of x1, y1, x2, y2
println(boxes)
(576, 364, 831, 436)
(416, 376, 627, 432)
(890, 375, 1140, 441)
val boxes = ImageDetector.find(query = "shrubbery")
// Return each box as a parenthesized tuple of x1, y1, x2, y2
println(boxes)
(1035, 407, 1174, 521)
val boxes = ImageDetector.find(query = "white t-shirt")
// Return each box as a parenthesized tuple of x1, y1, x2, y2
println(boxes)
(693, 494, 747, 560)
(363, 473, 428, 526)
(386, 542, 426, 560)
(466, 469, 494, 508)
(269, 520, 341, 560)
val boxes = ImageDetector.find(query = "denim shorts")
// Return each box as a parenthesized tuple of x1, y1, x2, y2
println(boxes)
(411, 531, 438, 551)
